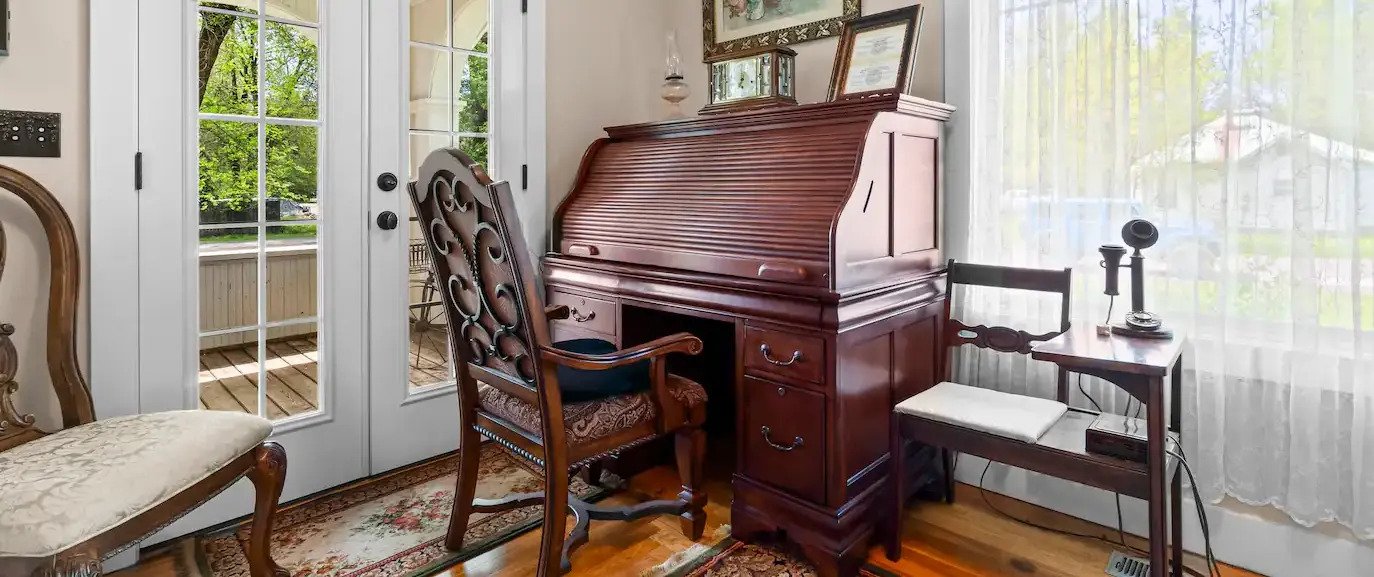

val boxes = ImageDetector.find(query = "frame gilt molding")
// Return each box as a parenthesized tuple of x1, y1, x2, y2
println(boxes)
(702, 0, 860, 59)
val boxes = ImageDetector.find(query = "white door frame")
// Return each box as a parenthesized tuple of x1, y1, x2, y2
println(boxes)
(88, 0, 548, 538)
(91, 0, 370, 540)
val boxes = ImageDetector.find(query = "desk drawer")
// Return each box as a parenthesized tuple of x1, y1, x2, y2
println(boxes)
(741, 376, 826, 503)
(743, 326, 824, 385)
(549, 290, 617, 339)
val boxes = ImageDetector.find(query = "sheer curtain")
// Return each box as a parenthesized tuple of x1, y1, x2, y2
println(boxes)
(959, 0, 1374, 537)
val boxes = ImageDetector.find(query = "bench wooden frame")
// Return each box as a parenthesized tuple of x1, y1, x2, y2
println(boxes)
(0, 165, 287, 577)
(885, 259, 1186, 577)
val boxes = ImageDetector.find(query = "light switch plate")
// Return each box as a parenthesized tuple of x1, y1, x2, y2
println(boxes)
(0, 110, 62, 158)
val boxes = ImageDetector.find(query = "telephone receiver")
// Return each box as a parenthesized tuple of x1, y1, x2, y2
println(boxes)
(1098, 219, 1170, 338)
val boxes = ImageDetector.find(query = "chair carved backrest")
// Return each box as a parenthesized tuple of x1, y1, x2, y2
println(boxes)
(0, 165, 95, 453)
(944, 259, 1073, 402)
(408, 150, 565, 441)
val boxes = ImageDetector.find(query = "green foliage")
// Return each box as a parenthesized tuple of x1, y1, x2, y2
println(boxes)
(457, 37, 490, 167)
(198, 11, 319, 217)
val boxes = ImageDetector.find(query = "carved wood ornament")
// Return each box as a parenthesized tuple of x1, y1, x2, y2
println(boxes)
(0, 165, 95, 452)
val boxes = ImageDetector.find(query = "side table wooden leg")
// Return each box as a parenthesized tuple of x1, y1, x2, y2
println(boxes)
(1171, 468, 1183, 576)
(1147, 377, 1167, 577)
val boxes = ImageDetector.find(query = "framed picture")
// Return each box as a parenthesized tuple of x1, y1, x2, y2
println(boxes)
(827, 5, 924, 101)
(703, 0, 861, 59)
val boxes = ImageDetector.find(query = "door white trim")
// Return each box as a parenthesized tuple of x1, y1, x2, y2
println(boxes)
(89, 0, 141, 421)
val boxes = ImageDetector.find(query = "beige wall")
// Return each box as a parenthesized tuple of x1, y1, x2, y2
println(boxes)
(0, 0, 90, 430)
(544, 0, 944, 234)
(544, 0, 680, 244)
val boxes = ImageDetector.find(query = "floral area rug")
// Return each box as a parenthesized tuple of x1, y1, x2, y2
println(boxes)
(654, 537, 896, 577)
(176, 443, 604, 577)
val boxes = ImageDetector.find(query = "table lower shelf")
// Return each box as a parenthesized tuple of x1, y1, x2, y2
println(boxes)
(901, 409, 1179, 500)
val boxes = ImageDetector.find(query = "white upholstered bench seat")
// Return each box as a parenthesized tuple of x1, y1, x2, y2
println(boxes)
(0, 410, 273, 558)
(894, 381, 1069, 443)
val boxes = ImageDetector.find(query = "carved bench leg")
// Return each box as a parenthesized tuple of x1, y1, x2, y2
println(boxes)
(675, 427, 707, 540)
(245, 442, 289, 577)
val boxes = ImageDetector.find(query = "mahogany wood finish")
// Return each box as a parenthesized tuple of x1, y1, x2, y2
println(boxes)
(408, 149, 709, 577)
(546, 95, 953, 576)
(0, 164, 288, 576)
(888, 261, 1187, 577)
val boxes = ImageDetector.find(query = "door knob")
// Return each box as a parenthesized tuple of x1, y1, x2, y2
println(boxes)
(377, 172, 398, 191)
(376, 211, 399, 230)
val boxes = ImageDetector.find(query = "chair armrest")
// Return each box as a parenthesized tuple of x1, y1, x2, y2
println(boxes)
(540, 333, 703, 370)
(545, 304, 571, 320)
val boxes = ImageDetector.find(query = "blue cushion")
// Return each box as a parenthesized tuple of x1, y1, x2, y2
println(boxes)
(553, 338, 652, 402)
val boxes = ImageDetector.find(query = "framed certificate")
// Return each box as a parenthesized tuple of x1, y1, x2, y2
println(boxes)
(827, 5, 924, 101)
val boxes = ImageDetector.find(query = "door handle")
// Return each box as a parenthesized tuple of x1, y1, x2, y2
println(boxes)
(376, 211, 399, 230)
(377, 172, 398, 191)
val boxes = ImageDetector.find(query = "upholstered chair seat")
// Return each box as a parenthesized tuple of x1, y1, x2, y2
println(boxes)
(477, 373, 707, 446)
(0, 411, 273, 559)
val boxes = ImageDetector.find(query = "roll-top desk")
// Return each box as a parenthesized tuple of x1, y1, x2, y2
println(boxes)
(544, 94, 953, 576)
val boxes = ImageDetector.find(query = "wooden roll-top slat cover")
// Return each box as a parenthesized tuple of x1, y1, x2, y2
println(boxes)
(554, 94, 953, 293)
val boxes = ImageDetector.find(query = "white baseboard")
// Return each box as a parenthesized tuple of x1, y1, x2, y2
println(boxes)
(955, 456, 1374, 577)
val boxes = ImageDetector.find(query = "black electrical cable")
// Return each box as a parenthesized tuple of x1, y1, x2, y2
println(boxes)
(975, 460, 1215, 577)
(1078, 372, 1103, 412)
(1169, 446, 1222, 577)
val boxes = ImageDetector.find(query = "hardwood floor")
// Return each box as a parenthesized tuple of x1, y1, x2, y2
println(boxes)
(117, 464, 1261, 577)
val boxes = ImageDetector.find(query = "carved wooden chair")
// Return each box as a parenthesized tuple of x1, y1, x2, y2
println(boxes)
(409, 149, 709, 576)
(886, 259, 1072, 559)
(0, 165, 289, 577)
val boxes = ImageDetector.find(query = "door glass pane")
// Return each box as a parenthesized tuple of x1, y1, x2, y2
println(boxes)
(458, 136, 488, 170)
(408, 248, 454, 388)
(263, 326, 321, 416)
(409, 132, 452, 179)
(201, 0, 318, 24)
(265, 22, 319, 119)
(200, 120, 259, 225)
(199, 329, 261, 416)
(410, 46, 452, 132)
(199, 253, 259, 342)
(451, 0, 488, 51)
(198, 13, 258, 115)
(405, 0, 489, 390)
(410, 0, 449, 46)
(196, 2, 322, 421)
(266, 0, 318, 23)
(455, 52, 488, 134)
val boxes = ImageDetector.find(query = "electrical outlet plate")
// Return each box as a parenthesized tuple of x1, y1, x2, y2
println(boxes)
(0, 111, 62, 158)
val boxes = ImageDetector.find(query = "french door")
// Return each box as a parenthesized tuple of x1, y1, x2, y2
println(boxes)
(365, 0, 526, 473)
(122, 0, 525, 538)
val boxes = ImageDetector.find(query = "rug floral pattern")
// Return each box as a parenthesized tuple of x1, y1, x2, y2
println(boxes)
(189, 443, 599, 577)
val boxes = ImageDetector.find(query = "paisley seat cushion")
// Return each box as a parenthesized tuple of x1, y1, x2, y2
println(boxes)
(478, 373, 707, 446)
(0, 410, 272, 558)
(553, 338, 652, 402)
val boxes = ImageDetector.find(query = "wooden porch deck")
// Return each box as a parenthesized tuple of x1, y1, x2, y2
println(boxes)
(198, 327, 452, 419)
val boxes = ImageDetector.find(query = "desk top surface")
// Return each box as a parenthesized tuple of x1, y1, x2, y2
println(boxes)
(1031, 326, 1184, 377)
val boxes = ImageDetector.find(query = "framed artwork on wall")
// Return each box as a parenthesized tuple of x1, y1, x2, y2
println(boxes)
(827, 5, 924, 101)
(703, 0, 860, 59)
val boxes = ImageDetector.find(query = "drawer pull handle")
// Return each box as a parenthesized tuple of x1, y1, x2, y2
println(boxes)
(761, 426, 804, 452)
(759, 343, 802, 366)
(569, 308, 596, 323)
